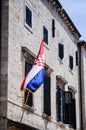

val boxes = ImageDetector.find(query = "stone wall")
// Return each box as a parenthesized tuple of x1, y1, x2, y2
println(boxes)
(0, 0, 9, 130)
(7, 119, 38, 130)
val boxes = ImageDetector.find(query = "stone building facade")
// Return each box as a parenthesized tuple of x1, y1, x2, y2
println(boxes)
(0, 0, 82, 130)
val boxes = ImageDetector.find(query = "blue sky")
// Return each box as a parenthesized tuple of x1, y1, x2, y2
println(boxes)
(59, 0, 86, 40)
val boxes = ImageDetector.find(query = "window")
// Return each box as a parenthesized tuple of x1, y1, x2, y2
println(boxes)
(58, 43, 64, 60)
(56, 85, 76, 129)
(69, 55, 73, 70)
(75, 51, 78, 66)
(26, 6, 32, 28)
(64, 92, 72, 124)
(56, 86, 64, 122)
(43, 26, 48, 45)
(24, 61, 33, 107)
(64, 92, 76, 129)
(71, 98, 76, 129)
(44, 74, 51, 116)
(52, 19, 55, 37)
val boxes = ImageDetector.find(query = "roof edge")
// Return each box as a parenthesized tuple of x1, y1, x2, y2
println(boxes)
(49, 0, 81, 39)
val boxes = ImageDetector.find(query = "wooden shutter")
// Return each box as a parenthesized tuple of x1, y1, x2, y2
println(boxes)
(24, 61, 33, 107)
(58, 43, 64, 60)
(43, 26, 48, 45)
(69, 56, 73, 70)
(64, 92, 72, 124)
(26, 6, 32, 27)
(44, 75, 51, 116)
(71, 99, 76, 129)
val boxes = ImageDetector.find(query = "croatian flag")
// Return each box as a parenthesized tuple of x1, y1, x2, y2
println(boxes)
(20, 40, 44, 93)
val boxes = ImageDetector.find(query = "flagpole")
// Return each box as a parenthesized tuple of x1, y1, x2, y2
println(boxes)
(20, 91, 30, 122)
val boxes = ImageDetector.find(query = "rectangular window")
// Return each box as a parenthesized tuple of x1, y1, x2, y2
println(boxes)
(44, 74, 51, 116)
(26, 6, 32, 28)
(56, 86, 64, 122)
(64, 92, 76, 129)
(24, 61, 33, 107)
(43, 26, 48, 45)
(69, 56, 73, 70)
(56, 86, 76, 129)
(71, 99, 76, 129)
(64, 92, 72, 124)
(76, 51, 78, 66)
(59, 89, 64, 122)
(58, 43, 64, 60)
(52, 19, 55, 37)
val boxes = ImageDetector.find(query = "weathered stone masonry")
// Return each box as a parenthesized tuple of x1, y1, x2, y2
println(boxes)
(0, 0, 9, 130)
(0, 0, 83, 130)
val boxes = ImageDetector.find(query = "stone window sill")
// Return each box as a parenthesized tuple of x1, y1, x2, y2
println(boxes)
(57, 121, 70, 128)
(42, 113, 52, 121)
(24, 22, 33, 34)
(24, 104, 36, 113)
(57, 56, 64, 64)
(69, 68, 73, 74)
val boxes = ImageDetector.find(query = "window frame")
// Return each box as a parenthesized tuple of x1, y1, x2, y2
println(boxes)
(24, 3, 33, 33)
(25, 5, 32, 28)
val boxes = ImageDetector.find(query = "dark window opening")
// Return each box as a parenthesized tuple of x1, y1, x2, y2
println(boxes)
(44, 74, 51, 116)
(24, 61, 33, 107)
(52, 19, 55, 37)
(64, 92, 72, 124)
(76, 51, 78, 66)
(58, 43, 64, 60)
(69, 56, 73, 70)
(26, 6, 32, 28)
(43, 26, 48, 45)
(56, 85, 76, 129)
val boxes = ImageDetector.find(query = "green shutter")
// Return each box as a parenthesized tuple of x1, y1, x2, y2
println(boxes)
(71, 99, 76, 129)
(44, 75, 51, 116)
